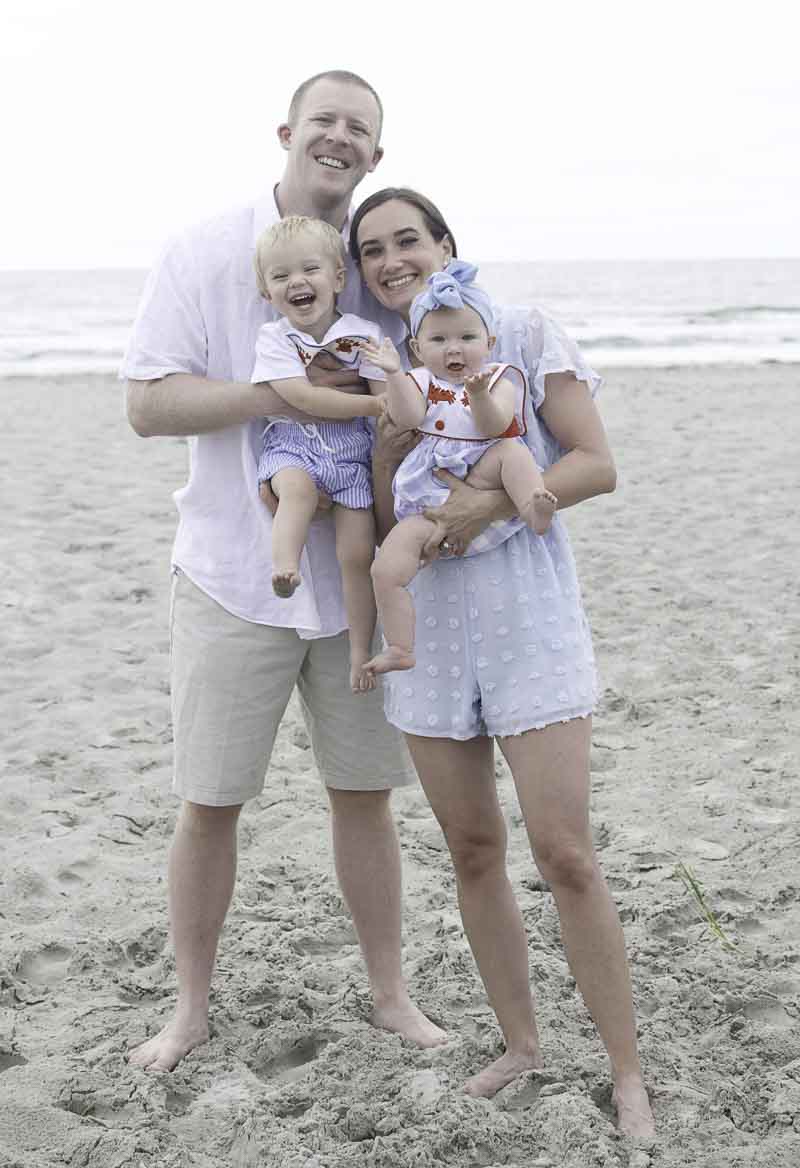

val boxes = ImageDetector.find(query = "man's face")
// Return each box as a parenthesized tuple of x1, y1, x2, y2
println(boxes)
(278, 79, 383, 204)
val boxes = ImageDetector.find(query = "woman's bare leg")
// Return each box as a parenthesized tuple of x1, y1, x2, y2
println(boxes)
(465, 441, 556, 534)
(366, 515, 444, 675)
(270, 468, 319, 597)
(405, 733, 543, 1095)
(333, 505, 378, 692)
(499, 718, 654, 1139)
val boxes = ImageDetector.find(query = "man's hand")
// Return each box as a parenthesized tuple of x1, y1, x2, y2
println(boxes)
(259, 480, 333, 517)
(421, 469, 514, 560)
(306, 351, 368, 396)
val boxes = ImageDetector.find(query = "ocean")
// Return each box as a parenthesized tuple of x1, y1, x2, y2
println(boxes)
(1, 259, 798, 379)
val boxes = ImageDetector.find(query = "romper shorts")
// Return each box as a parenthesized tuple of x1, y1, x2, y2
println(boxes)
(382, 525, 597, 740)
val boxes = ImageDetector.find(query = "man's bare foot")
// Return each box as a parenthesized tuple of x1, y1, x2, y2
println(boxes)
(372, 997, 447, 1048)
(272, 569, 301, 598)
(612, 1075, 655, 1141)
(128, 1017, 209, 1073)
(464, 1047, 544, 1098)
(351, 650, 377, 693)
(363, 645, 416, 675)
(521, 488, 558, 535)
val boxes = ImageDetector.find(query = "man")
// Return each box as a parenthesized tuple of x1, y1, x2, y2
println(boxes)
(123, 70, 445, 1072)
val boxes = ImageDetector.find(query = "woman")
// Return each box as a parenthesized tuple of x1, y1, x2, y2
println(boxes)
(352, 188, 655, 1140)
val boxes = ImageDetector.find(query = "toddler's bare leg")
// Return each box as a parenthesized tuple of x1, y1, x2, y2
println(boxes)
(366, 515, 443, 675)
(465, 440, 557, 535)
(270, 469, 319, 597)
(334, 505, 379, 694)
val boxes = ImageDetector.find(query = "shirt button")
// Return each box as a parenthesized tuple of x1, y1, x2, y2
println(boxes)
(435, 420, 445, 431)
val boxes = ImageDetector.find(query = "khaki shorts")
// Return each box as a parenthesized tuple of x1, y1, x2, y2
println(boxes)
(170, 570, 415, 805)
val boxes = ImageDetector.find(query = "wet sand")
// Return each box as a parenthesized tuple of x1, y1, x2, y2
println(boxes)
(1, 365, 798, 1167)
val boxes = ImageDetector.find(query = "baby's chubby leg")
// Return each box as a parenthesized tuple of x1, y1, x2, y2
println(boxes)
(333, 505, 379, 694)
(270, 468, 319, 597)
(366, 515, 445, 676)
(465, 440, 557, 535)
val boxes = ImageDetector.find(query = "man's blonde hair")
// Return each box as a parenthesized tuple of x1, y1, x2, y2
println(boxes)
(254, 216, 347, 299)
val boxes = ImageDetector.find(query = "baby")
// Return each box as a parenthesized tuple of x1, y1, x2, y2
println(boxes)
(252, 216, 385, 692)
(358, 260, 557, 675)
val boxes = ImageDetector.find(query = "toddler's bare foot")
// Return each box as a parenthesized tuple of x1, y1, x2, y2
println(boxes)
(350, 650, 377, 693)
(464, 1047, 544, 1098)
(272, 569, 301, 598)
(521, 488, 557, 535)
(372, 995, 447, 1048)
(364, 645, 416, 675)
(612, 1075, 655, 1141)
(128, 1016, 209, 1073)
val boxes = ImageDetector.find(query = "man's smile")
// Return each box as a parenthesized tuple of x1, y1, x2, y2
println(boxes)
(315, 155, 348, 170)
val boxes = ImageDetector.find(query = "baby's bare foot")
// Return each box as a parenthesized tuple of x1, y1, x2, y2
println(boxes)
(272, 569, 301, 598)
(128, 1018, 208, 1073)
(364, 645, 416, 675)
(521, 488, 557, 535)
(463, 1048, 544, 1098)
(372, 997, 447, 1048)
(612, 1075, 655, 1141)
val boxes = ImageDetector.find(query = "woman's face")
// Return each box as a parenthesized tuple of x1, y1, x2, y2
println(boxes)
(355, 200, 452, 320)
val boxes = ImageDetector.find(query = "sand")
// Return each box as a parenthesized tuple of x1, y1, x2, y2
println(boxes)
(0, 365, 798, 1168)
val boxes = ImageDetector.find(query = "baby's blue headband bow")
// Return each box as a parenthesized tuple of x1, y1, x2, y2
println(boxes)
(409, 260, 494, 338)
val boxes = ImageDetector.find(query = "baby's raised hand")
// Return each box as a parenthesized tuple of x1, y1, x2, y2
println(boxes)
(357, 336, 403, 374)
(463, 370, 493, 397)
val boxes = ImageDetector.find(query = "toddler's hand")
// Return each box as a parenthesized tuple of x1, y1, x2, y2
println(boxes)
(463, 370, 493, 397)
(357, 337, 403, 374)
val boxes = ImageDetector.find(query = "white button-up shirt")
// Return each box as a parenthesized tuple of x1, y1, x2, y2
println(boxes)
(121, 189, 395, 636)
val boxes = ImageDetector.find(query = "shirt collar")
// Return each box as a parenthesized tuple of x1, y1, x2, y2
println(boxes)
(251, 186, 353, 247)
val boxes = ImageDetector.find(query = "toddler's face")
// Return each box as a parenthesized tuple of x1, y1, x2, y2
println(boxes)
(412, 306, 491, 381)
(259, 236, 345, 333)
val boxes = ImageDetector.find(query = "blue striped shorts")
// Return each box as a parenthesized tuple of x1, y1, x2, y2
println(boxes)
(258, 419, 373, 510)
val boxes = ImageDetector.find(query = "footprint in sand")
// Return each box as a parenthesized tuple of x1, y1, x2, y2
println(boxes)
(18, 944, 72, 985)
(255, 1031, 340, 1085)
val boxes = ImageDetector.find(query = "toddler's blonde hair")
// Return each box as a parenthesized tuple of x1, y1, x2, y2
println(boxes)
(254, 216, 347, 299)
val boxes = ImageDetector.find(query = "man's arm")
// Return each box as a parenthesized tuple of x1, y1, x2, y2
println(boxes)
(126, 374, 313, 438)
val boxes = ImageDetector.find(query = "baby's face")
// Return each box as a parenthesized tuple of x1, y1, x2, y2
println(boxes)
(413, 306, 492, 381)
(259, 236, 345, 333)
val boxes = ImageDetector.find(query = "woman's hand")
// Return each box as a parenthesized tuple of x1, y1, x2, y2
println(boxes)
(420, 470, 515, 560)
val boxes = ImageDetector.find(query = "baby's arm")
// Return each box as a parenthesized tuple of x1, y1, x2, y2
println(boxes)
(357, 338, 426, 430)
(270, 376, 382, 420)
(465, 372, 515, 438)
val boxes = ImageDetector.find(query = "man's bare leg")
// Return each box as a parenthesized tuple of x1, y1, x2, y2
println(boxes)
(366, 515, 443, 675)
(333, 504, 378, 693)
(128, 801, 241, 1072)
(270, 468, 319, 597)
(327, 787, 446, 1047)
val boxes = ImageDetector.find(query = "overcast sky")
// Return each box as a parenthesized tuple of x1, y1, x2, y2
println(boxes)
(3, 0, 798, 269)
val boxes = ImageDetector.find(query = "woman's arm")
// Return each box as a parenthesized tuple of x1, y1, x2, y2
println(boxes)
(270, 376, 382, 420)
(537, 372, 616, 508)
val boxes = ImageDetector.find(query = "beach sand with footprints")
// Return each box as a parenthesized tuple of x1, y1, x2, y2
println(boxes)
(1, 366, 798, 1167)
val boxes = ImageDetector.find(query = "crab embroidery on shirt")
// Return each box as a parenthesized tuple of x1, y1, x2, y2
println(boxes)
(427, 382, 457, 405)
(334, 337, 357, 354)
(461, 391, 470, 407)
(293, 344, 313, 366)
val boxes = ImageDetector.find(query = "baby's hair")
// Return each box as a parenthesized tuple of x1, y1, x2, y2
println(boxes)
(254, 216, 347, 300)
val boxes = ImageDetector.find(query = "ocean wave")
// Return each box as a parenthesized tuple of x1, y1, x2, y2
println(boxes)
(686, 305, 800, 322)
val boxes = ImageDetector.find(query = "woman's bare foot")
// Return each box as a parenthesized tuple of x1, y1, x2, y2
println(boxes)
(464, 1047, 544, 1098)
(364, 644, 416, 675)
(372, 996, 447, 1048)
(521, 488, 558, 535)
(272, 569, 301, 598)
(128, 1016, 209, 1073)
(612, 1075, 655, 1141)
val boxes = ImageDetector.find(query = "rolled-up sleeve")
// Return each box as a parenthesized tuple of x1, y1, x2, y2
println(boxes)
(120, 235, 208, 381)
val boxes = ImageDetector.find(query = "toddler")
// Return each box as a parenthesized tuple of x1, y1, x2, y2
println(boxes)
(358, 260, 557, 676)
(252, 216, 385, 692)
